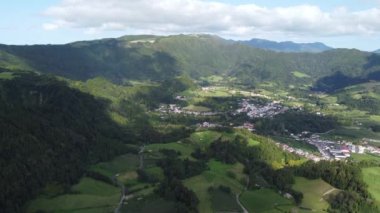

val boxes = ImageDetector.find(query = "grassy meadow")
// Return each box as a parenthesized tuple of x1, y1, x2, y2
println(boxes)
(240, 189, 295, 213)
(362, 167, 380, 206)
(292, 177, 336, 212)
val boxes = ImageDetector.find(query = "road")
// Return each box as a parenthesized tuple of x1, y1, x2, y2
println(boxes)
(236, 176, 249, 213)
(113, 177, 126, 213)
(236, 193, 249, 213)
(114, 145, 145, 213)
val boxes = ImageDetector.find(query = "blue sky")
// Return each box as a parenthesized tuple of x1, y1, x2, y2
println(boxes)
(1, 0, 380, 51)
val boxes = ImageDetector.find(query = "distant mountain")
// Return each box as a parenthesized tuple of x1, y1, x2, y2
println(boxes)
(240, 38, 333, 53)
(1, 34, 379, 91)
(374, 49, 380, 54)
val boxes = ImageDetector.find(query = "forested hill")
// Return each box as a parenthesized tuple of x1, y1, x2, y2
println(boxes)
(1, 35, 380, 90)
(240, 38, 332, 53)
(0, 70, 133, 212)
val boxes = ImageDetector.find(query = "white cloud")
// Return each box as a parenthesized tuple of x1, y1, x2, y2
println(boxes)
(42, 0, 380, 39)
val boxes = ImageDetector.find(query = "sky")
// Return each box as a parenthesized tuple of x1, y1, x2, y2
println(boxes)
(1, 0, 380, 51)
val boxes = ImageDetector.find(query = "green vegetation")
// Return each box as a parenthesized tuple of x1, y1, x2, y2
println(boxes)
(240, 189, 295, 212)
(90, 154, 140, 177)
(297, 161, 377, 212)
(146, 142, 195, 159)
(351, 153, 380, 163)
(184, 161, 246, 212)
(183, 105, 211, 112)
(362, 167, 380, 206)
(210, 187, 242, 212)
(1, 35, 379, 90)
(292, 177, 336, 211)
(0, 71, 14, 79)
(1, 34, 380, 213)
(0, 72, 131, 212)
(272, 136, 318, 153)
(26, 178, 119, 213)
(121, 195, 177, 213)
(189, 130, 222, 148)
(320, 127, 380, 142)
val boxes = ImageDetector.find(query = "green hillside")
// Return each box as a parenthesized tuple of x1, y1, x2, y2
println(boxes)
(0, 70, 133, 212)
(1, 35, 379, 90)
(292, 177, 337, 211)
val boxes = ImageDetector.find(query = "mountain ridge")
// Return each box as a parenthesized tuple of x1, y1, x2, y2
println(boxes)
(0, 34, 379, 91)
(240, 38, 333, 53)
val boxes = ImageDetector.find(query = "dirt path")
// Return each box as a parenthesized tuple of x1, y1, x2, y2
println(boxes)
(236, 193, 249, 213)
(322, 188, 337, 196)
(236, 176, 250, 213)
(114, 178, 126, 213)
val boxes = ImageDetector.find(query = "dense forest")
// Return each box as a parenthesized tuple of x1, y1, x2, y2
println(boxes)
(0, 71, 133, 212)
(255, 110, 338, 135)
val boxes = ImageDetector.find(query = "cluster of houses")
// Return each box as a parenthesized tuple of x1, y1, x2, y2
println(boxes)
(234, 122, 255, 131)
(156, 104, 219, 116)
(290, 132, 380, 160)
(197, 122, 221, 128)
(157, 94, 380, 163)
(235, 99, 288, 118)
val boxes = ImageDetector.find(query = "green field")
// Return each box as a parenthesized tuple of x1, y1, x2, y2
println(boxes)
(292, 177, 336, 212)
(240, 189, 295, 213)
(189, 131, 221, 147)
(319, 127, 380, 142)
(146, 141, 195, 159)
(362, 167, 380, 205)
(351, 153, 380, 163)
(183, 104, 211, 112)
(184, 160, 246, 212)
(89, 154, 140, 177)
(272, 136, 318, 153)
(27, 178, 119, 213)
(197, 87, 232, 97)
(0, 71, 14, 79)
(210, 188, 242, 212)
(122, 194, 177, 213)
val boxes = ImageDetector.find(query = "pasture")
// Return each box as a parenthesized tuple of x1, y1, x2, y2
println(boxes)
(362, 167, 380, 205)
(240, 189, 295, 213)
(292, 177, 336, 212)
(27, 178, 119, 213)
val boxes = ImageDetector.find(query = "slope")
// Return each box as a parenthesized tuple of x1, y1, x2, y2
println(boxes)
(0, 70, 132, 212)
(0, 34, 379, 90)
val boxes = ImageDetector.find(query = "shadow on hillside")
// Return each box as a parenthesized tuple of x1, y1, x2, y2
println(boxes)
(0, 42, 179, 84)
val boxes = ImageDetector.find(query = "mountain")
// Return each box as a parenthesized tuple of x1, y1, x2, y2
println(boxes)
(0, 34, 379, 91)
(374, 49, 380, 54)
(240, 38, 333, 53)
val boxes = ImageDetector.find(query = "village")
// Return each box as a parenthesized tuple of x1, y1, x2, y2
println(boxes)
(280, 132, 380, 161)
(234, 99, 289, 118)
(156, 95, 380, 162)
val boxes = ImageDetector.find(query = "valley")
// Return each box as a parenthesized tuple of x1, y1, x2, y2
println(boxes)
(1, 34, 380, 213)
